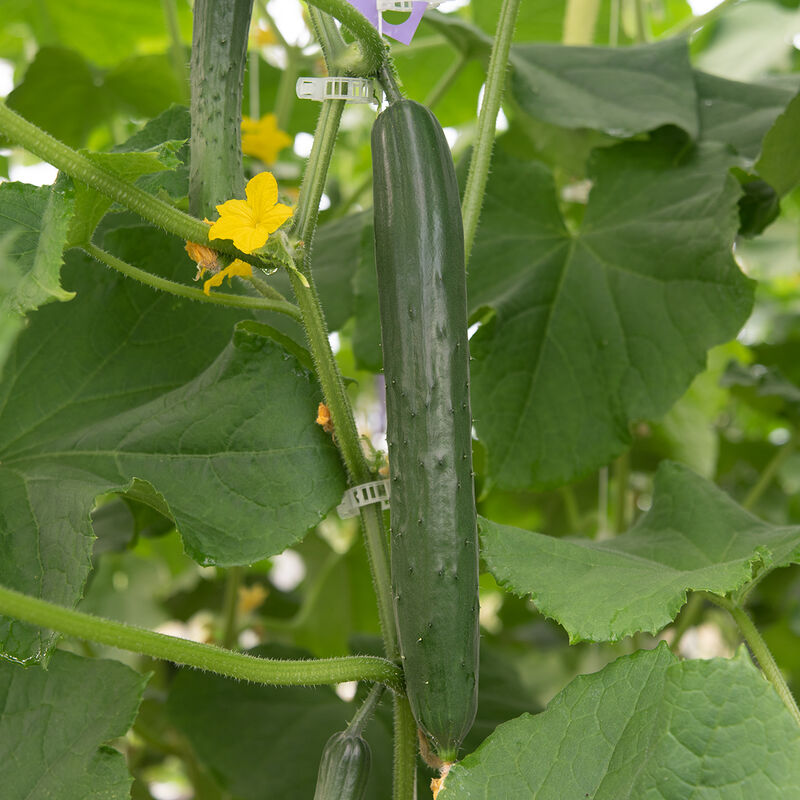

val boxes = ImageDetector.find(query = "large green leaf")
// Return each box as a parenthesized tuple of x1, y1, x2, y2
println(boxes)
(695, 72, 796, 162)
(756, 92, 800, 197)
(469, 138, 753, 489)
(166, 646, 393, 800)
(440, 645, 800, 798)
(0, 227, 345, 662)
(0, 182, 74, 375)
(480, 461, 800, 643)
(0, 650, 147, 799)
(510, 38, 698, 139)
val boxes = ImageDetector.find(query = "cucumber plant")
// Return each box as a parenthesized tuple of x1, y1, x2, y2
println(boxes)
(1, 0, 800, 799)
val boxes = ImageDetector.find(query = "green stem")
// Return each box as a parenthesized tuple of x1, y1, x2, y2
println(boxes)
(256, 0, 291, 51)
(249, 271, 294, 304)
(632, 0, 650, 43)
(0, 102, 271, 269)
(304, 0, 389, 75)
(348, 683, 386, 737)
(221, 566, 243, 649)
(562, 0, 602, 44)
(0, 583, 404, 691)
(161, 0, 190, 100)
(83, 244, 302, 321)
(307, 6, 346, 67)
(274, 47, 300, 130)
(462, 0, 521, 264)
(292, 100, 345, 243)
(393, 693, 418, 800)
(703, 592, 800, 727)
(743, 431, 797, 511)
(662, 0, 739, 38)
(424, 53, 467, 110)
(249, 48, 260, 118)
(559, 485, 582, 533)
(609, 0, 620, 46)
(613, 450, 630, 534)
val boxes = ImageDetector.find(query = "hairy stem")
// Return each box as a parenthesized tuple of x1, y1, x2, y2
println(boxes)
(393, 693, 418, 800)
(0, 102, 269, 269)
(462, 0, 521, 263)
(703, 592, 800, 727)
(0, 583, 405, 690)
(668, 592, 705, 654)
(348, 683, 386, 737)
(304, 0, 389, 75)
(221, 566, 243, 649)
(274, 47, 300, 130)
(83, 244, 302, 321)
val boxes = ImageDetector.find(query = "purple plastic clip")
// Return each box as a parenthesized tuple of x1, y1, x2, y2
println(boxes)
(344, 0, 428, 46)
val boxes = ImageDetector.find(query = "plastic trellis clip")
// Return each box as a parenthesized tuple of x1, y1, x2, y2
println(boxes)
(344, 0, 427, 45)
(295, 77, 382, 106)
(376, 0, 445, 8)
(336, 480, 391, 519)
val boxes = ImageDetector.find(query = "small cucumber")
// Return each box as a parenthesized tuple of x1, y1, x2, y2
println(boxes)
(313, 730, 371, 800)
(371, 99, 479, 762)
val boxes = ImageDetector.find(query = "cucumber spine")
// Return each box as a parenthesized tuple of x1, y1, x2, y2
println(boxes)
(371, 99, 479, 762)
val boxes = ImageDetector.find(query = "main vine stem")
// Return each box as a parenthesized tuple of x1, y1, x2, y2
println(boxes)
(702, 592, 800, 727)
(461, 0, 521, 263)
(0, 583, 404, 691)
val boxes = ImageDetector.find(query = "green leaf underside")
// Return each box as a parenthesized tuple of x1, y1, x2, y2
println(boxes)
(510, 38, 699, 139)
(0, 227, 345, 662)
(0, 650, 147, 799)
(440, 645, 800, 799)
(480, 461, 800, 643)
(0, 182, 74, 376)
(166, 646, 393, 800)
(469, 139, 754, 489)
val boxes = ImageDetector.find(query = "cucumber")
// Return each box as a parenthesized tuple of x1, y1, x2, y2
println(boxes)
(371, 99, 479, 762)
(313, 730, 371, 800)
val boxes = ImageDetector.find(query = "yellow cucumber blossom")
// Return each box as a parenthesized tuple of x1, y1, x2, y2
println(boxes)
(208, 171, 293, 254)
(185, 240, 219, 281)
(203, 259, 252, 295)
(241, 114, 292, 164)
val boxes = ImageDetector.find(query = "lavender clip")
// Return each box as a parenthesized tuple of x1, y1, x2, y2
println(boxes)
(344, 0, 428, 46)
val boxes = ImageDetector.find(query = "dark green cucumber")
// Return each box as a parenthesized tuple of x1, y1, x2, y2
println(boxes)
(313, 730, 371, 800)
(371, 99, 479, 762)
(189, 0, 254, 217)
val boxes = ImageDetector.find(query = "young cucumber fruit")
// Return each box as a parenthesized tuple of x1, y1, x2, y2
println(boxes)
(371, 99, 479, 762)
(313, 730, 371, 800)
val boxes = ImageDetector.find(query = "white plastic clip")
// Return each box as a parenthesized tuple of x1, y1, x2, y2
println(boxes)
(295, 77, 381, 105)
(337, 480, 391, 519)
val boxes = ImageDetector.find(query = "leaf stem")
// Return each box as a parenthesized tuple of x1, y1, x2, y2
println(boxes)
(161, 0, 190, 100)
(0, 102, 271, 271)
(462, 0, 521, 264)
(668, 591, 705, 654)
(613, 450, 630, 534)
(393, 693, 418, 800)
(83, 243, 302, 321)
(743, 430, 798, 511)
(702, 592, 800, 727)
(424, 53, 468, 110)
(0, 583, 404, 691)
(304, 0, 389, 75)
(662, 0, 740, 38)
(562, 0, 602, 44)
(255, 0, 291, 51)
(221, 566, 243, 649)
(348, 683, 386, 737)
(274, 46, 300, 130)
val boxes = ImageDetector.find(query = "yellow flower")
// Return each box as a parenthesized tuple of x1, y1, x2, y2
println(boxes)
(241, 114, 292, 164)
(208, 171, 293, 254)
(203, 259, 252, 295)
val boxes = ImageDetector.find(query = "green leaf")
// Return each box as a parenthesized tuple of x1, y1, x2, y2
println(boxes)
(0, 227, 345, 662)
(510, 38, 699, 139)
(440, 645, 800, 799)
(166, 646, 393, 800)
(469, 138, 754, 489)
(695, 71, 796, 162)
(480, 461, 800, 643)
(756, 92, 800, 197)
(6, 46, 113, 148)
(0, 650, 147, 799)
(0, 182, 74, 375)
